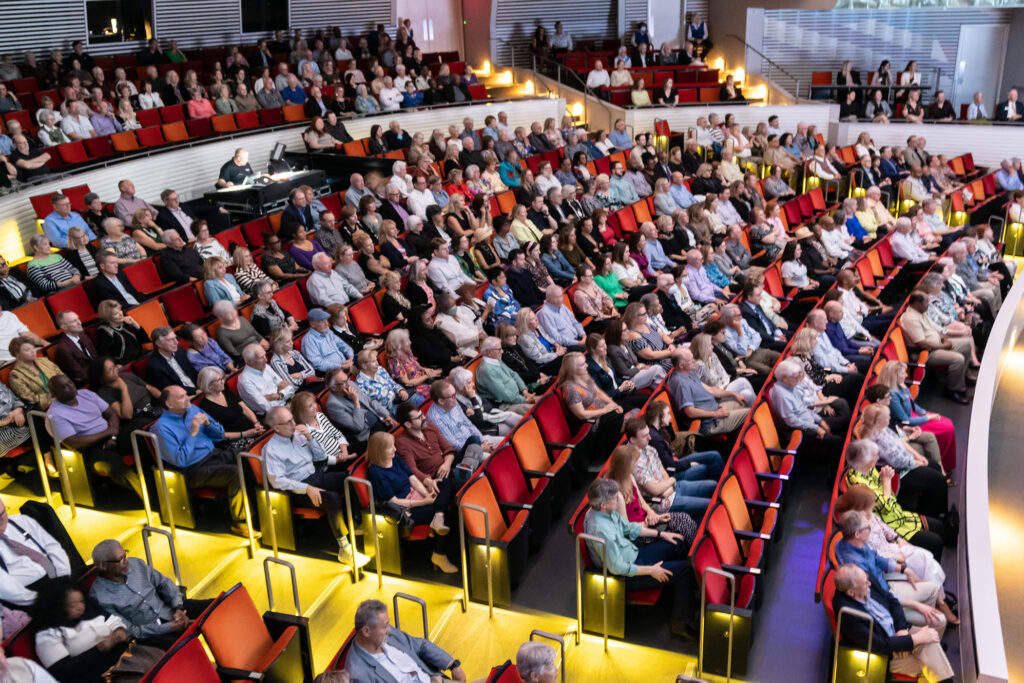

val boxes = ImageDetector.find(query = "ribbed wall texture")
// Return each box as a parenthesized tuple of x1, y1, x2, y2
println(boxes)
(623, 0, 649, 32)
(492, 0, 618, 64)
(0, 0, 396, 57)
(837, 121, 1024, 169)
(683, 0, 710, 24)
(0, 98, 562, 260)
(626, 103, 836, 142)
(155, 0, 242, 50)
(758, 8, 1014, 99)
(287, 0, 394, 37)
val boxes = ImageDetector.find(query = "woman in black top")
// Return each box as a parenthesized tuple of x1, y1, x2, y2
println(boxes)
(404, 260, 437, 311)
(380, 270, 413, 324)
(405, 215, 435, 259)
(261, 234, 310, 282)
(91, 356, 163, 438)
(577, 216, 604, 264)
(690, 164, 724, 196)
(368, 124, 387, 155)
(653, 79, 678, 106)
(250, 280, 299, 337)
(196, 366, 263, 449)
(82, 193, 116, 237)
(409, 306, 463, 373)
(96, 300, 151, 364)
(497, 323, 548, 391)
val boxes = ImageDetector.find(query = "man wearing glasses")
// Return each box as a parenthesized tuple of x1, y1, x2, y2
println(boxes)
(89, 539, 213, 650)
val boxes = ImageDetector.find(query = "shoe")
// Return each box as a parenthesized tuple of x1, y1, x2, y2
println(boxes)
(230, 524, 262, 539)
(431, 553, 458, 574)
(338, 546, 371, 567)
(947, 391, 970, 405)
(429, 517, 450, 536)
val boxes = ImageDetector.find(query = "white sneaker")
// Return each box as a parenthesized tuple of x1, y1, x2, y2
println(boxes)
(338, 546, 371, 567)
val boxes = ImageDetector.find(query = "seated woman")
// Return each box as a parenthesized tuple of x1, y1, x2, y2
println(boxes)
(61, 227, 99, 280)
(385, 327, 441, 401)
(355, 348, 419, 414)
(593, 254, 630, 310)
(287, 225, 325, 272)
(8, 337, 61, 410)
(261, 234, 310, 282)
(99, 218, 146, 265)
(789, 327, 861, 404)
(604, 318, 667, 391)
(434, 291, 485, 358)
(559, 351, 625, 460)
(379, 220, 416, 274)
(232, 247, 272, 295)
(212, 300, 267, 364)
(606, 444, 697, 548)
(33, 579, 129, 682)
(130, 208, 167, 253)
(780, 240, 828, 297)
(584, 333, 649, 411)
(582, 477, 697, 638)
(366, 431, 457, 573)
(249, 280, 299, 338)
(573, 263, 619, 332)
(269, 328, 323, 394)
(95, 300, 150, 365)
(858, 402, 948, 521)
(304, 116, 340, 150)
(481, 268, 522, 330)
(845, 438, 946, 560)
(0, 376, 29, 460)
(630, 79, 651, 106)
(353, 230, 391, 283)
(539, 235, 574, 288)
(611, 243, 654, 301)
(202, 256, 249, 307)
(622, 301, 676, 372)
(515, 307, 563, 376)
(835, 485, 958, 624)
(291, 390, 353, 465)
(689, 332, 757, 406)
(196, 366, 263, 449)
(326, 302, 379, 356)
(91, 355, 162, 434)
(27, 235, 79, 294)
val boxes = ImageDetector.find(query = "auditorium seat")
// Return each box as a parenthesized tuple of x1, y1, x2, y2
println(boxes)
(111, 131, 141, 153)
(692, 535, 755, 676)
(142, 637, 220, 683)
(46, 284, 97, 324)
(185, 117, 213, 138)
(83, 135, 115, 159)
(509, 418, 572, 509)
(211, 114, 238, 133)
(13, 299, 59, 339)
(123, 259, 176, 296)
(136, 126, 167, 148)
(56, 141, 90, 165)
(161, 121, 190, 143)
(483, 444, 552, 546)
(160, 284, 208, 325)
(348, 295, 396, 337)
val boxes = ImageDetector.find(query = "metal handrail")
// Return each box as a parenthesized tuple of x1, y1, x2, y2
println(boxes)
(723, 33, 801, 100)
(393, 592, 429, 638)
(25, 410, 56, 511)
(458, 502, 493, 619)
(574, 532, 608, 651)
(141, 524, 182, 587)
(491, 36, 520, 70)
(234, 451, 265, 559)
(263, 556, 301, 615)
(129, 430, 159, 532)
(344, 477, 382, 588)
(28, 410, 74, 517)
(699, 566, 736, 682)
(529, 630, 567, 683)
(833, 606, 875, 683)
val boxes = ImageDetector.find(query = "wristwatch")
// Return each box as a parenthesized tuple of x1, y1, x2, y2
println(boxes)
(449, 659, 461, 670)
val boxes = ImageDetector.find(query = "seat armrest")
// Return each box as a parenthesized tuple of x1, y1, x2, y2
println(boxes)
(754, 471, 789, 481)
(745, 499, 780, 510)
(218, 667, 263, 680)
(764, 447, 798, 455)
(498, 501, 533, 511)
(721, 563, 762, 576)
(734, 529, 771, 541)
(522, 468, 556, 479)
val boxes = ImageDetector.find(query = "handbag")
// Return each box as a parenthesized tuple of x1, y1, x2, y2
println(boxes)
(104, 642, 165, 683)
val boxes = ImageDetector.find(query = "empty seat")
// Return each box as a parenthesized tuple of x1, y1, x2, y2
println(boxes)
(272, 283, 309, 323)
(484, 444, 551, 544)
(161, 122, 190, 143)
(46, 285, 97, 324)
(83, 135, 115, 159)
(142, 637, 220, 683)
(56, 141, 90, 165)
(185, 118, 213, 138)
(691, 535, 756, 677)
(348, 295, 396, 337)
(160, 284, 207, 325)
(211, 114, 238, 133)
(13, 299, 59, 339)
(236, 110, 260, 130)
(509, 418, 572, 510)
(459, 475, 530, 607)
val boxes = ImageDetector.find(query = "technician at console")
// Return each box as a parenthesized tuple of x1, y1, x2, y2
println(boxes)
(216, 147, 255, 188)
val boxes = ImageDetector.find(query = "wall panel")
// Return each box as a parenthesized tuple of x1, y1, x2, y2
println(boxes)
(491, 0, 617, 65)
(0, 1, 87, 57)
(154, 0, 241, 50)
(287, 0, 394, 38)
(626, 102, 837, 143)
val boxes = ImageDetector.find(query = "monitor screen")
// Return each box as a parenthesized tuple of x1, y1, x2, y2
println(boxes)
(270, 142, 286, 161)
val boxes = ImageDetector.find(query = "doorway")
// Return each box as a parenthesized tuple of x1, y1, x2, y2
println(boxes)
(398, 0, 465, 56)
(953, 24, 1009, 115)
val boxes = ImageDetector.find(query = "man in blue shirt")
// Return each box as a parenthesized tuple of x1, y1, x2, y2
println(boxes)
(42, 193, 96, 248)
(995, 159, 1024, 191)
(301, 308, 354, 373)
(824, 301, 874, 371)
(669, 172, 697, 210)
(608, 119, 632, 150)
(280, 75, 308, 105)
(153, 385, 258, 538)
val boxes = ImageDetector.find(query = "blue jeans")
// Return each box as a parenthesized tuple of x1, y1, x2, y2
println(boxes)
(673, 450, 724, 482)
(669, 478, 717, 517)
(626, 540, 697, 627)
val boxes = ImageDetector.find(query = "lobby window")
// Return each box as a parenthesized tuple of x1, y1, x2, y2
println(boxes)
(242, 0, 289, 34)
(86, 0, 153, 44)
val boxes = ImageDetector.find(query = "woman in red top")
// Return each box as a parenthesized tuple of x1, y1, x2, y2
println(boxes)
(604, 444, 698, 545)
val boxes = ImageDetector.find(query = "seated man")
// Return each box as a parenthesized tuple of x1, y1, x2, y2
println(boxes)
(768, 359, 846, 452)
(262, 406, 358, 564)
(323, 368, 394, 451)
(808, 309, 870, 376)
(516, 641, 559, 683)
(0, 498, 71, 607)
(426, 379, 497, 465)
(536, 285, 586, 349)
(626, 417, 716, 518)
(666, 348, 749, 436)
(42, 193, 95, 249)
(834, 510, 946, 628)
(475, 337, 533, 414)
(53, 310, 98, 387)
(90, 539, 213, 650)
(345, 599, 467, 682)
(91, 250, 145, 309)
(307, 252, 362, 308)
(146, 326, 199, 393)
(394, 403, 469, 500)
(739, 283, 789, 347)
(899, 292, 973, 404)
(582, 478, 697, 639)
(427, 239, 475, 299)
(832, 563, 953, 683)
(153, 385, 255, 538)
(159, 230, 204, 283)
(238, 343, 296, 416)
(824, 301, 876, 363)
(46, 375, 144, 502)
(301, 308, 354, 375)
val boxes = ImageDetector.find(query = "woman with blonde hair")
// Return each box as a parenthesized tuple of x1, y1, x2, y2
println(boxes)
(96, 300, 149, 364)
(269, 327, 321, 393)
(384, 327, 441, 400)
(290, 390, 352, 464)
(231, 247, 272, 294)
(876, 360, 957, 475)
(689, 332, 756, 405)
(202, 256, 248, 306)
(559, 351, 624, 456)
(365, 431, 457, 572)
(856, 403, 947, 518)
(789, 326, 860, 402)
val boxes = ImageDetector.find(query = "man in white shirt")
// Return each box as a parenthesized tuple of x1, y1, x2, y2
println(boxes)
(60, 101, 96, 141)
(306, 252, 362, 307)
(407, 175, 437, 220)
(586, 60, 610, 91)
(890, 217, 933, 265)
(966, 91, 988, 120)
(766, 115, 783, 138)
(550, 22, 573, 52)
(427, 239, 475, 298)
(0, 499, 71, 606)
(0, 306, 42, 365)
(237, 343, 296, 416)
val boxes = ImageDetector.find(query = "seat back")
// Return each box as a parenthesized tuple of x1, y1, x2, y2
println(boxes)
(485, 444, 533, 504)
(707, 504, 743, 567)
(719, 475, 755, 541)
(111, 131, 140, 152)
(200, 585, 275, 671)
(692, 536, 732, 605)
(282, 104, 306, 122)
(648, 390, 679, 431)
(509, 420, 551, 472)
(762, 264, 786, 299)
(46, 284, 97, 324)
(136, 126, 166, 148)
(160, 284, 206, 324)
(123, 259, 166, 294)
(30, 193, 56, 220)
(741, 426, 772, 474)
(348, 295, 387, 335)
(13, 299, 59, 339)
(615, 207, 638, 234)
(751, 404, 783, 451)
(161, 121, 190, 143)
(460, 475, 510, 541)
(533, 391, 572, 444)
(144, 637, 221, 683)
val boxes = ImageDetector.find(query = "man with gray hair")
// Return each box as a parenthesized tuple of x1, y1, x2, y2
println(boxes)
(899, 292, 972, 403)
(769, 358, 846, 452)
(307, 252, 361, 307)
(476, 337, 533, 413)
(720, 303, 781, 374)
(582, 477, 698, 639)
(90, 538, 214, 649)
(158, 229, 204, 283)
(262, 405, 359, 564)
(516, 641, 558, 683)
(238, 343, 296, 415)
(146, 326, 198, 392)
(345, 599, 467, 682)
(537, 285, 586, 348)
(666, 348, 748, 436)
(448, 366, 522, 434)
